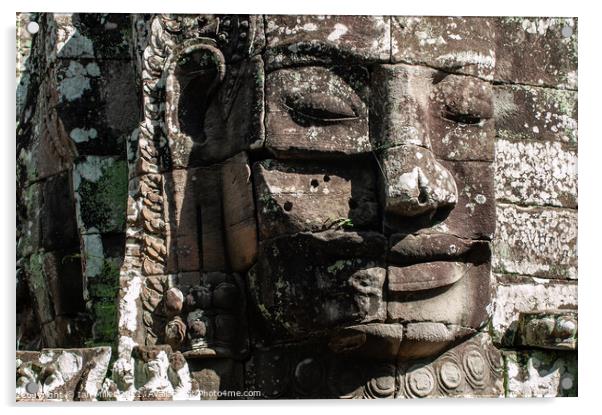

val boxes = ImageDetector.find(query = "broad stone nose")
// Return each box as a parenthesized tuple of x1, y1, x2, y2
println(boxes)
(370, 63, 458, 221)
(380, 145, 457, 218)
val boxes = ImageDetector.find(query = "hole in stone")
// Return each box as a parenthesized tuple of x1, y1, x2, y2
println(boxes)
(310, 179, 319, 188)
(283, 201, 293, 211)
(348, 199, 358, 209)
(418, 191, 428, 204)
(323, 175, 331, 182)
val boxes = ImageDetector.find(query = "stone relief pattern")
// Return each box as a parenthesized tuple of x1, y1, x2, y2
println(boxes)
(125, 15, 174, 348)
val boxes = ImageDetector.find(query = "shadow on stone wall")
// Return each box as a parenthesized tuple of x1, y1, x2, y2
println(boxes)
(16, 13, 139, 350)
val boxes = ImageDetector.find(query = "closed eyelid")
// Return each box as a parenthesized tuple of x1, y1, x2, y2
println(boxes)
(283, 92, 360, 122)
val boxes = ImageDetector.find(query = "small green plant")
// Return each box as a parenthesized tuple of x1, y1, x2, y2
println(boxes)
(326, 217, 354, 230)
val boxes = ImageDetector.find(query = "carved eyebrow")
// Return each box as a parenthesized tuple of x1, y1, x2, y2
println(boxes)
(266, 41, 369, 68)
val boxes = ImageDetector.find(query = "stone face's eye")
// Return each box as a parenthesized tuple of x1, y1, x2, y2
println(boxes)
(284, 93, 358, 123)
(442, 105, 483, 125)
(432, 74, 493, 125)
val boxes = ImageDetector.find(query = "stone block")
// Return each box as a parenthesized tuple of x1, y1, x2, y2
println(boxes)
(188, 358, 244, 400)
(40, 249, 86, 316)
(54, 59, 138, 157)
(494, 85, 577, 145)
(494, 139, 577, 208)
(23, 253, 55, 325)
(493, 203, 577, 279)
(73, 156, 128, 234)
(253, 159, 379, 240)
(221, 152, 258, 272)
(264, 15, 390, 69)
(514, 310, 577, 350)
(504, 349, 577, 397)
(391, 17, 497, 79)
(40, 171, 79, 251)
(491, 274, 577, 345)
(17, 182, 42, 258)
(494, 18, 577, 89)
(40, 315, 93, 349)
(264, 65, 370, 158)
(16, 347, 111, 401)
(51, 13, 132, 60)
(17, 80, 77, 184)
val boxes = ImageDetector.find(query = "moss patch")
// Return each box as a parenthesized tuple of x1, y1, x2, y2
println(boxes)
(77, 159, 127, 233)
(86, 259, 120, 348)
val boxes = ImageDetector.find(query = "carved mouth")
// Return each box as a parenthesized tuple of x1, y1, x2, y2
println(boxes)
(385, 233, 489, 292)
(250, 229, 491, 345)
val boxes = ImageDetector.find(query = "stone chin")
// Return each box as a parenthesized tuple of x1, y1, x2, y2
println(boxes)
(248, 230, 492, 360)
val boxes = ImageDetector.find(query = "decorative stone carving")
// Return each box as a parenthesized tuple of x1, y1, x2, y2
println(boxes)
(515, 310, 578, 350)
(248, 332, 502, 398)
(16, 347, 111, 401)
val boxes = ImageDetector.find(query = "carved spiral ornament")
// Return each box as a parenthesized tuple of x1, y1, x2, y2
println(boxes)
(438, 359, 463, 392)
(463, 348, 487, 389)
(405, 365, 436, 398)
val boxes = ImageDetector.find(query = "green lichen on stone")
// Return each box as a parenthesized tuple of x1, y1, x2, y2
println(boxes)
(77, 159, 127, 233)
(25, 252, 54, 322)
(86, 259, 120, 348)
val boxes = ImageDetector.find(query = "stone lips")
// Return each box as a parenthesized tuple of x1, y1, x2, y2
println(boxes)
(250, 228, 492, 353)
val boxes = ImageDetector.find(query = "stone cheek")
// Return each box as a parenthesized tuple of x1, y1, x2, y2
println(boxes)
(253, 159, 379, 240)
(249, 231, 387, 340)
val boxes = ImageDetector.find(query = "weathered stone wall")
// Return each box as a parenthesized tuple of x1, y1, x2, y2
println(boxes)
(16, 14, 577, 399)
(16, 13, 138, 349)
(490, 18, 578, 397)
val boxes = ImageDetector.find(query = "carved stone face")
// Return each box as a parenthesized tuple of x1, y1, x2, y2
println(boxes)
(160, 15, 495, 361)
(247, 16, 495, 360)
